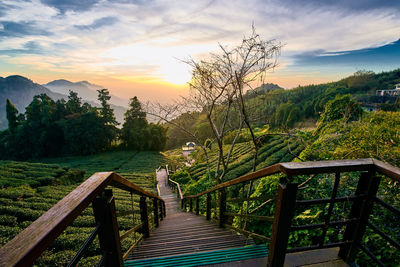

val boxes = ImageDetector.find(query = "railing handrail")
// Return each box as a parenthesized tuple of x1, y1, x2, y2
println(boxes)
(183, 158, 400, 199)
(0, 172, 164, 267)
(168, 178, 183, 199)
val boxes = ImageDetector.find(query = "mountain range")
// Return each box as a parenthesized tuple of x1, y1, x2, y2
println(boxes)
(0, 75, 127, 130)
(43, 79, 128, 107)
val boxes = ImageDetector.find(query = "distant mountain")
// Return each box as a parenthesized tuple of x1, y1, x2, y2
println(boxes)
(44, 79, 128, 107)
(0, 75, 126, 130)
(245, 83, 284, 99)
(0, 75, 66, 129)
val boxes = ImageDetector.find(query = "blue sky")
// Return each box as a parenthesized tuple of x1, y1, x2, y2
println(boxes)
(0, 0, 399, 102)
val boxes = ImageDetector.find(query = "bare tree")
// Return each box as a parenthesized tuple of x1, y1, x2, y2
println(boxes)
(147, 26, 282, 185)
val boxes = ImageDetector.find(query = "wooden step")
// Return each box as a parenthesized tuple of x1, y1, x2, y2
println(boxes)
(124, 244, 268, 267)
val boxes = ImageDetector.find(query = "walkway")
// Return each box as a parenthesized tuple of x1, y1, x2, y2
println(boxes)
(126, 169, 260, 264)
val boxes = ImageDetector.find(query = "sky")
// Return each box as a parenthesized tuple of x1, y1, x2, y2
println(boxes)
(0, 0, 399, 104)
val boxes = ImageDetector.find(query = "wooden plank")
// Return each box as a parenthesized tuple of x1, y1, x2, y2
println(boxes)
(285, 247, 348, 267)
(372, 158, 400, 183)
(183, 158, 399, 201)
(139, 196, 150, 238)
(168, 178, 183, 199)
(280, 158, 374, 176)
(268, 183, 298, 267)
(92, 191, 123, 267)
(120, 224, 143, 241)
(0, 172, 113, 267)
(185, 163, 283, 198)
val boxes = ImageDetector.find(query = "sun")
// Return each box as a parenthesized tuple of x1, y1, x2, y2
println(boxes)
(159, 61, 191, 85)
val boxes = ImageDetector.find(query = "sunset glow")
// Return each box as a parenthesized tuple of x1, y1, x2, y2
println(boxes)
(0, 0, 399, 104)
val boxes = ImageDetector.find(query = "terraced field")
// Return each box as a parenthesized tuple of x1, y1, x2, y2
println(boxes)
(0, 161, 84, 188)
(188, 135, 303, 182)
(37, 150, 166, 177)
(0, 151, 164, 266)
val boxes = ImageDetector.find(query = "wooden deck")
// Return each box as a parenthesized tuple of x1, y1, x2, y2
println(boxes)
(284, 247, 349, 267)
(126, 169, 255, 262)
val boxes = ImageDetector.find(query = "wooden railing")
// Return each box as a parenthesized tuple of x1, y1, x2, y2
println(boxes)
(177, 158, 400, 266)
(0, 172, 166, 267)
(165, 165, 183, 200)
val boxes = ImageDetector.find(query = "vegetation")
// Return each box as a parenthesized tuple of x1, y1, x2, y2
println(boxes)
(121, 97, 167, 151)
(170, 134, 304, 195)
(169, 92, 400, 266)
(0, 91, 167, 160)
(37, 150, 166, 178)
(165, 69, 400, 149)
(0, 161, 84, 188)
(0, 150, 165, 266)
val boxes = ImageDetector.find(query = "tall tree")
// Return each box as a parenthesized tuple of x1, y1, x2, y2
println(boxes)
(121, 97, 148, 149)
(66, 90, 82, 114)
(6, 99, 19, 132)
(97, 89, 118, 125)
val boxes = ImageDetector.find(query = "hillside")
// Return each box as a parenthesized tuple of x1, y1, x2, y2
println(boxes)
(166, 69, 400, 149)
(0, 75, 127, 130)
(169, 134, 304, 195)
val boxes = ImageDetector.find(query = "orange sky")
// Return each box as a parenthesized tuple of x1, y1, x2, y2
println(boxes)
(1, 0, 399, 104)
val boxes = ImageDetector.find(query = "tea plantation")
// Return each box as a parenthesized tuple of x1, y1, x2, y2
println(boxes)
(172, 135, 304, 195)
(0, 150, 166, 266)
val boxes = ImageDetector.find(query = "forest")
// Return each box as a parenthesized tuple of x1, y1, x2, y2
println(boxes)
(0, 90, 167, 160)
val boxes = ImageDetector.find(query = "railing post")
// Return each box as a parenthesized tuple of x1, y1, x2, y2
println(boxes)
(153, 198, 159, 228)
(181, 198, 184, 210)
(159, 200, 164, 221)
(206, 193, 211, 220)
(196, 197, 200, 215)
(268, 182, 298, 267)
(92, 189, 123, 267)
(139, 196, 150, 238)
(163, 201, 166, 217)
(218, 188, 226, 228)
(339, 171, 380, 262)
(189, 198, 193, 212)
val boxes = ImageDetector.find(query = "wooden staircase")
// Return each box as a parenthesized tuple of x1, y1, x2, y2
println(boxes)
(125, 168, 262, 265)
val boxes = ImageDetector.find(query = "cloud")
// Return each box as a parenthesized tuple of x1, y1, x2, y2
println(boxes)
(0, 0, 400, 93)
(40, 0, 100, 12)
(0, 21, 51, 38)
(0, 41, 44, 55)
(279, 0, 400, 12)
(74, 16, 119, 30)
(292, 39, 400, 72)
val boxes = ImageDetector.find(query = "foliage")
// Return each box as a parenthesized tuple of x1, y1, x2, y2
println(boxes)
(170, 135, 303, 195)
(0, 153, 160, 266)
(0, 90, 119, 159)
(301, 111, 400, 165)
(37, 150, 166, 177)
(0, 161, 84, 188)
(318, 94, 363, 124)
(121, 97, 167, 151)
